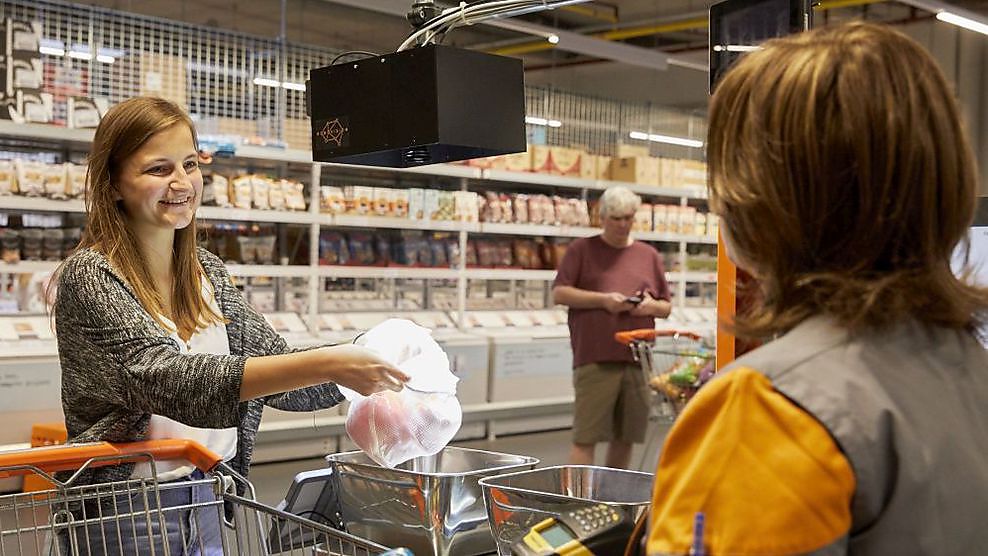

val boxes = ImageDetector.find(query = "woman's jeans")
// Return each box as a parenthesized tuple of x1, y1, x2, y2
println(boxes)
(53, 470, 224, 556)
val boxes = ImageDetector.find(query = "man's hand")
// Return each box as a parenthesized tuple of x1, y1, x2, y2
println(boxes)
(630, 292, 672, 318)
(602, 292, 633, 314)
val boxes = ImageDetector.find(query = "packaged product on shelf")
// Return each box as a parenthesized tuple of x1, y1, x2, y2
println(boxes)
(476, 239, 497, 267)
(346, 186, 373, 215)
(20, 228, 42, 261)
(454, 190, 479, 222)
(319, 231, 350, 265)
(653, 204, 668, 233)
(660, 158, 684, 188)
(200, 173, 217, 206)
(480, 191, 500, 223)
(635, 203, 653, 232)
(255, 235, 277, 264)
(231, 175, 253, 209)
(0, 229, 19, 263)
(498, 193, 513, 223)
(541, 238, 571, 269)
(41, 228, 63, 261)
(503, 147, 532, 172)
(549, 146, 582, 177)
(495, 240, 513, 267)
(595, 155, 613, 180)
(17, 89, 53, 124)
(512, 239, 539, 269)
(283, 179, 307, 211)
(236, 236, 257, 264)
(531, 145, 552, 174)
(0, 161, 14, 195)
(579, 153, 597, 180)
(14, 160, 44, 197)
(552, 196, 572, 226)
(446, 236, 463, 266)
(610, 156, 660, 186)
(511, 193, 530, 224)
(408, 188, 425, 219)
(665, 206, 680, 234)
(464, 239, 478, 266)
(348, 232, 376, 265)
(707, 214, 719, 238)
(375, 235, 393, 265)
(319, 186, 345, 214)
(41, 164, 69, 200)
(267, 180, 286, 211)
(434, 190, 455, 220)
(392, 189, 410, 218)
(694, 212, 708, 237)
(681, 159, 706, 189)
(65, 163, 86, 198)
(251, 175, 271, 210)
(429, 234, 449, 267)
(372, 188, 391, 217)
(210, 173, 231, 207)
(680, 206, 697, 235)
(573, 198, 591, 227)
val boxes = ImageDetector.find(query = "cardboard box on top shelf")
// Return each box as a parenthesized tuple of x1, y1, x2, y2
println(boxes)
(579, 153, 596, 180)
(610, 156, 659, 186)
(659, 158, 683, 188)
(467, 155, 502, 169)
(681, 159, 707, 189)
(112, 53, 187, 108)
(615, 143, 650, 158)
(550, 146, 582, 177)
(502, 146, 533, 172)
(594, 155, 613, 180)
(531, 145, 553, 174)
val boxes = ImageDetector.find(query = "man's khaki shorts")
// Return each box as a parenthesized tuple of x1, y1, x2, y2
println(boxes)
(572, 361, 650, 444)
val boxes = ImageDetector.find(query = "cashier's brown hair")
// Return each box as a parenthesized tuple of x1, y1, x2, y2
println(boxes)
(707, 21, 988, 338)
(57, 97, 223, 337)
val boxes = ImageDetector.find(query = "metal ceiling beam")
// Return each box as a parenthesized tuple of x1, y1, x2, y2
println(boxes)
(318, 0, 688, 71)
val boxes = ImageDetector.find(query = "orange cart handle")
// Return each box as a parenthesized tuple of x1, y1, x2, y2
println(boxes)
(615, 329, 704, 345)
(0, 439, 224, 479)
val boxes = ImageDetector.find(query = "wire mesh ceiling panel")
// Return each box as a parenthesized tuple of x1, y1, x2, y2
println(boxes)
(2, 0, 705, 159)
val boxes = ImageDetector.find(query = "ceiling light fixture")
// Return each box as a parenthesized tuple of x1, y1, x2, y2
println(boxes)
(936, 11, 988, 35)
(39, 46, 65, 56)
(526, 116, 562, 127)
(252, 77, 281, 88)
(629, 130, 703, 148)
(547, 33, 560, 44)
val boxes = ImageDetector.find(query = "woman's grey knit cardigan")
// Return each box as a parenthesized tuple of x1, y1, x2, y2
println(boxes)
(55, 247, 344, 486)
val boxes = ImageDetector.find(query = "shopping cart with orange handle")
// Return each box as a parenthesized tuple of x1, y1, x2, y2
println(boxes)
(0, 439, 389, 555)
(615, 329, 716, 471)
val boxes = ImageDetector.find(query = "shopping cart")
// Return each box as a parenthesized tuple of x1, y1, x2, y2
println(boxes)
(615, 329, 715, 471)
(0, 439, 389, 556)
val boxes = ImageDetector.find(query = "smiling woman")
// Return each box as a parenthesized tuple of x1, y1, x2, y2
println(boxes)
(48, 97, 410, 555)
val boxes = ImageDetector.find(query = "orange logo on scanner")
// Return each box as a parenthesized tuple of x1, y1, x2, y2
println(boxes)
(318, 118, 347, 146)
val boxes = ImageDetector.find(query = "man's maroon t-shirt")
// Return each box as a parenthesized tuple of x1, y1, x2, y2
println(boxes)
(553, 235, 671, 368)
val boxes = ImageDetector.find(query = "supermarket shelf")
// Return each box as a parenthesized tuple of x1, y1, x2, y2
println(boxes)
(327, 214, 476, 233)
(594, 177, 707, 200)
(465, 268, 557, 281)
(197, 206, 315, 225)
(482, 168, 708, 200)
(0, 260, 59, 273)
(478, 222, 597, 238)
(639, 231, 718, 244)
(670, 272, 718, 283)
(226, 264, 314, 278)
(318, 265, 460, 280)
(0, 196, 85, 213)
(0, 121, 94, 144)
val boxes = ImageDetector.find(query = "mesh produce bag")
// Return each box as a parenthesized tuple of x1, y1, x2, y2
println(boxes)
(338, 319, 462, 468)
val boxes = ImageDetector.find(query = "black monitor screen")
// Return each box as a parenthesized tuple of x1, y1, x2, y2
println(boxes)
(709, 0, 811, 92)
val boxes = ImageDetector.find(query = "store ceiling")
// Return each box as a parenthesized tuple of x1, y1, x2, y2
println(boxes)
(72, 0, 984, 108)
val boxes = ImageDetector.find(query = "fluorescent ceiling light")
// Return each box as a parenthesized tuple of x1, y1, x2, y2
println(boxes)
(712, 44, 761, 53)
(936, 11, 988, 35)
(67, 50, 92, 60)
(281, 81, 306, 91)
(253, 77, 281, 88)
(525, 116, 562, 127)
(39, 46, 65, 56)
(629, 131, 703, 148)
(96, 54, 115, 64)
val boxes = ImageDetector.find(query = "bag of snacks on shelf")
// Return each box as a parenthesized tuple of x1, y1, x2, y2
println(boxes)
(0, 161, 14, 195)
(200, 173, 218, 206)
(375, 235, 392, 266)
(43, 164, 69, 200)
(14, 160, 45, 197)
(340, 319, 461, 468)
(348, 232, 376, 265)
(429, 234, 449, 267)
(251, 175, 272, 210)
(236, 235, 257, 264)
(495, 240, 513, 267)
(434, 191, 455, 221)
(20, 228, 42, 260)
(476, 240, 497, 267)
(480, 191, 499, 223)
(212, 173, 232, 207)
(573, 198, 591, 227)
(393, 189, 410, 218)
(231, 175, 253, 209)
(268, 179, 286, 211)
(66, 163, 87, 199)
(255, 235, 277, 264)
(284, 179, 307, 211)
(513, 239, 539, 269)
(319, 231, 350, 265)
(42, 228, 64, 261)
(0, 229, 20, 263)
(320, 186, 345, 214)
(512, 193, 529, 223)
(553, 196, 573, 226)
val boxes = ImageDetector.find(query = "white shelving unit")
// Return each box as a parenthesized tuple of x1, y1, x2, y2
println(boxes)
(0, 123, 717, 322)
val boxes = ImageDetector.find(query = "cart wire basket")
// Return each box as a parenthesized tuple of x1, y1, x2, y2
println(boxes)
(0, 439, 389, 556)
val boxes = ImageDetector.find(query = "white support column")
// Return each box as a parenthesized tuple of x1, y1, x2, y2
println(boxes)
(308, 163, 322, 335)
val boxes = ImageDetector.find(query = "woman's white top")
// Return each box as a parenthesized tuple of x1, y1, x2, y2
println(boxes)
(131, 278, 238, 481)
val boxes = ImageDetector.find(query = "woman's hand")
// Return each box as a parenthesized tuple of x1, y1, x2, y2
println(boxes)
(320, 344, 409, 396)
